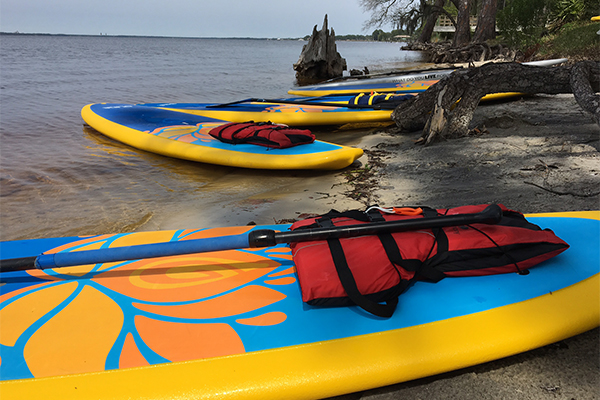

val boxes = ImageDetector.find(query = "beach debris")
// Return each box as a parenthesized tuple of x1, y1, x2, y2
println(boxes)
(540, 385, 561, 394)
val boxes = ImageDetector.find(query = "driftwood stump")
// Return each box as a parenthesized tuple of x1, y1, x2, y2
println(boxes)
(293, 14, 347, 84)
(391, 61, 600, 145)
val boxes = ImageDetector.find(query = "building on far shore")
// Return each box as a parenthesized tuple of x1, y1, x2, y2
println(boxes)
(433, 15, 479, 32)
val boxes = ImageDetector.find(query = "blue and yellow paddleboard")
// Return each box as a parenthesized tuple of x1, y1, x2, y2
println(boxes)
(143, 97, 396, 126)
(81, 103, 363, 170)
(0, 211, 598, 399)
(289, 78, 439, 97)
(288, 78, 529, 101)
(289, 58, 569, 99)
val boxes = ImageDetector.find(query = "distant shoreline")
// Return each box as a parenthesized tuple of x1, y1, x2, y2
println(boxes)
(0, 32, 305, 41)
(0, 32, 387, 42)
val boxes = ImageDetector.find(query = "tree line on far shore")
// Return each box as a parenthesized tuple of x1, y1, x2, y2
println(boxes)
(302, 29, 410, 42)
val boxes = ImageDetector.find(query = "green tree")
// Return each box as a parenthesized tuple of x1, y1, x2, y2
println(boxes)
(361, 0, 427, 35)
(497, 0, 549, 49)
(417, 0, 448, 43)
(372, 28, 385, 40)
(551, 0, 598, 23)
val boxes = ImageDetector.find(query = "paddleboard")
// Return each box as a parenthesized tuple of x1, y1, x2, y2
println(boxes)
(289, 58, 569, 98)
(0, 211, 598, 399)
(140, 97, 398, 127)
(81, 103, 363, 170)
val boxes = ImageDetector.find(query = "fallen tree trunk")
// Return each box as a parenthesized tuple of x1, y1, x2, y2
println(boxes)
(391, 61, 600, 145)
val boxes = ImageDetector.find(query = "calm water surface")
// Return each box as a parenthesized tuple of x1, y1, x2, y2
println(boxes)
(0, 35, 425, 241)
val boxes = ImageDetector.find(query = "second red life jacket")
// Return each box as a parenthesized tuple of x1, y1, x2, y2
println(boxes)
(208, 122, 315, 149)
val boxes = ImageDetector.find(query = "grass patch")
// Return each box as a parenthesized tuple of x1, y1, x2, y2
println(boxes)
(537, 20, 600, 60)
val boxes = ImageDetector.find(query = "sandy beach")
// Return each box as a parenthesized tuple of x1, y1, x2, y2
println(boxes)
(178, 93, 599, 399)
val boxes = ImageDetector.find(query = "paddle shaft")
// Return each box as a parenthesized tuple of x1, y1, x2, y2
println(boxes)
(0, 205, 502, 273)
(206, 97, 403, 110)
(320, 67, 459, 84)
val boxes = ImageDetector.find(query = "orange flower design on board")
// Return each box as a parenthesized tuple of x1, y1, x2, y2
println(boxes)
(146, 122, 222, 143)
(0, 227, 295, 380)
(265, 104, 332, 113)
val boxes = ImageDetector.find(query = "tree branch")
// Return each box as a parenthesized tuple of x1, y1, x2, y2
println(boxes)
(570, 61, 600, 125)
(391, 61, 600, 145)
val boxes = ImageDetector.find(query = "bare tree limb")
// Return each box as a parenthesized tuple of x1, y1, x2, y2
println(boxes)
(391, 61, 600, 145)
(570, 61, 600, 125)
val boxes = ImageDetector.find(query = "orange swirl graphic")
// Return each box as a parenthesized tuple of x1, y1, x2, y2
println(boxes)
(265, 104, 329, 113)
(94, 250, 280, 302)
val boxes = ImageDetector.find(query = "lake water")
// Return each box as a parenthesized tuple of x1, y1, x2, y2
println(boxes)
(0, 34, 425, 241)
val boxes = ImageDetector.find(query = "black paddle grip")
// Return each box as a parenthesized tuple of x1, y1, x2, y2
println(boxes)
(0, 256, 38, 271)
(248, 229, 277, 248)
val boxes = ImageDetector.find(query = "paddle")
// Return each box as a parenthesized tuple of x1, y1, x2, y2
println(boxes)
(319, 66, 460, 84)
(205, 97, 407, 110)
(0, 205, 502, 273)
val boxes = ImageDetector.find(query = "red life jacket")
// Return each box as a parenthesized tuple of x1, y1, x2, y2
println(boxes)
(289, 204, 569, 318)
(208, 122, 315, 149)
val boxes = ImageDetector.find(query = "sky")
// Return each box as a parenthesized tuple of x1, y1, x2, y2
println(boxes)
(0, 0, 386, 38)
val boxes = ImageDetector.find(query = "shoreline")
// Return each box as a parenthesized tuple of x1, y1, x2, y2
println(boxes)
(152, 93, 598, 231)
